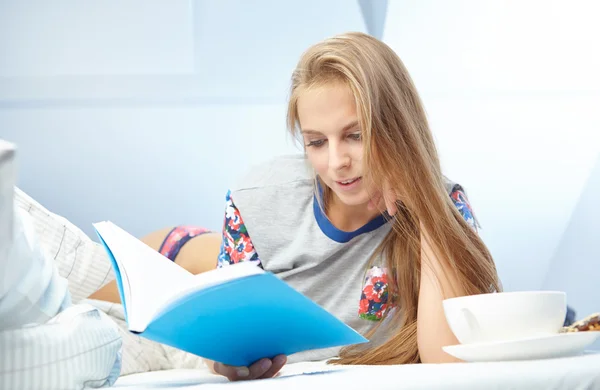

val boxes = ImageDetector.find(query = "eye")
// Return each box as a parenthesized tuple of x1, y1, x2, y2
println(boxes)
(348, 133, 362, 141)
(306, 139, 326, 148)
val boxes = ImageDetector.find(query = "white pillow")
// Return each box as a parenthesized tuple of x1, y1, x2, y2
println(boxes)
(13, 187, 114, 304)
(0, 303, 123, 390)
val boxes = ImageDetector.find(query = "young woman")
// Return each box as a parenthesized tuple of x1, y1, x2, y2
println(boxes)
(90, 31, 501, 382)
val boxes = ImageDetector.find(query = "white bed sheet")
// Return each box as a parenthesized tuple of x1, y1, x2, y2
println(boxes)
(111, 352, 600, 390)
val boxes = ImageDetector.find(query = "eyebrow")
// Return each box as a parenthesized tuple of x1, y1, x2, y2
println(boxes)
(301, 120, 360, 135)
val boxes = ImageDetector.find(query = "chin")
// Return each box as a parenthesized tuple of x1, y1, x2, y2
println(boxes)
(333, 191, 371, 208)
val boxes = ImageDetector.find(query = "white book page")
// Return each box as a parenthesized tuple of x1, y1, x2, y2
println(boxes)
(94, 221, 193, 331)
(94, 221, 265, 332)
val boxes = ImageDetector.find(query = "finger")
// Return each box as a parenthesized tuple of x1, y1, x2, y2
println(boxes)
(213, 362, 250, 381)
(386, 196, 397, 216)
(247, 358, 273, 380)
(259, 355, 287, 379)
(383, 182, 398, 216)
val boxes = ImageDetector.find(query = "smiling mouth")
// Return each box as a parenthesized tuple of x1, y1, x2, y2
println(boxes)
(336, 177, 361, 186)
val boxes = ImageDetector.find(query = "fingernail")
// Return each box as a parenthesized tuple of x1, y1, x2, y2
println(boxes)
(274, 355, 287, 365)
(236, 367, 250, 377)
(261, 359, 272, 371)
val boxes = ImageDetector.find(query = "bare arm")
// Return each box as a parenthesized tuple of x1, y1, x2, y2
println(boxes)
(416, 224, 464, 363)
(369, 183, 477, 363)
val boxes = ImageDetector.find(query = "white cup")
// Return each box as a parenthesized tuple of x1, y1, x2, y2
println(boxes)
(443, 291, 567, 344)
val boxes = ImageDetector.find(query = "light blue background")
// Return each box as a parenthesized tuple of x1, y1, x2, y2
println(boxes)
(1, 0, 599, 322)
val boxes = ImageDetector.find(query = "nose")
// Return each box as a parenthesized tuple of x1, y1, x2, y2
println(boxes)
(328, 141, 350, 172)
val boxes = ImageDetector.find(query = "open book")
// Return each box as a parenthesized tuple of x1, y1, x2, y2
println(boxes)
(92, 221, 367, 367)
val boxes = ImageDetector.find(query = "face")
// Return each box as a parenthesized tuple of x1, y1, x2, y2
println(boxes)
(297, 83, 374, 208)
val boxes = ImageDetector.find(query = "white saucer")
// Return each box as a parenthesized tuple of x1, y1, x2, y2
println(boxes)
(443, 331, 600, 362)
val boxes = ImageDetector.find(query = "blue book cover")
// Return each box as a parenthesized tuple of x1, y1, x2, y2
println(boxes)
(93, 221, 368, 367)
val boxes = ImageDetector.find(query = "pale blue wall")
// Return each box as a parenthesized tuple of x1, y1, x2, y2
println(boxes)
(543, 155, 600, 322)
(0, 0, 366, 238)
(383, 0, 600, 293)
(1, 0, 599, 301)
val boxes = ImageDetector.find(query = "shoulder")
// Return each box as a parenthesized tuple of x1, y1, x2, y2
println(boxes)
(231, 154, 313, 193)
(227, 154, 315, 229)
(221, 155, 317, 264)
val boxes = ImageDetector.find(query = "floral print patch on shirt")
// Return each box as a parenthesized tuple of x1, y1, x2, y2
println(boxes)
(358, 266, 390, 321)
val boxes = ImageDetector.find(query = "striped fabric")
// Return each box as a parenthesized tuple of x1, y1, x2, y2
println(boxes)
(0, 139, 123, 389)
(2, 139, 206, 385)
(85, 299, 208, 377)
(14, 187, 116, 304)
(0, 206, 72, 330)
(10, 185, 204, 379)
(0, 304, 123, 390)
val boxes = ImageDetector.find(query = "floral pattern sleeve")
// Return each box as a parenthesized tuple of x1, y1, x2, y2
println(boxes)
(450, 185, 478, 232)
(217, 190, 262, 268)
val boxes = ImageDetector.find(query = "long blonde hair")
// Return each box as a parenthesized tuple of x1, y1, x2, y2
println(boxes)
(286, 32, 501, 365)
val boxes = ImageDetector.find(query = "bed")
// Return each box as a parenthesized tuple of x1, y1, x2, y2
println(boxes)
(13, 187, 600, 390)
(112, 353, 600, 390)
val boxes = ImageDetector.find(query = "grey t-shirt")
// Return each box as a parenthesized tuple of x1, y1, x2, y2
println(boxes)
(217, 154, 473, 363)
